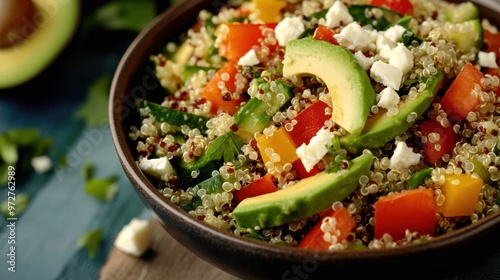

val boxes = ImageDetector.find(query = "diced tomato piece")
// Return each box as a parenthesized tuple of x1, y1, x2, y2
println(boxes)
(217, 23, 278, 61)
(233, 173, 277, 205)
(440, 62, 485, 123)
(292, 159, 320, 179)
(313, 25, 339, 45)
(484, 29, 500, 60)
(299, 207, 356, 250)
(370, 0, 414, 15)
(374, 188, 436, 240)
(200, 60, 246, 115)
(420, 118, 458, 165)
(283, 100, 332, 147)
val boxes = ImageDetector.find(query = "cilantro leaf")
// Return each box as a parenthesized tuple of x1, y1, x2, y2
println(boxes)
(0, 128, 53, 186)
(326, 136, 351, 174)
(84, 175, 119, 202)
(77, 228, 102, 259)
(204, 132, 244, 163)
(85, 0, 156, 33)
(76, 74, 112, 127)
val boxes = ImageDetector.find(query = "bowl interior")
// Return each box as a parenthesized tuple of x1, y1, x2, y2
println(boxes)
(110, 0, 500, 278)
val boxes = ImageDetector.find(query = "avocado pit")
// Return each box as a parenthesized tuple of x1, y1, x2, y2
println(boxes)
(0, 0, 39, 48)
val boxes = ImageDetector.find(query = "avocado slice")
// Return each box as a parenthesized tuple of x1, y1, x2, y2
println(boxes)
(282, 38, 375, 136)
(233, 153, 373, 229)
(0, 0, 80, 89)
(340, 72, 444, 155)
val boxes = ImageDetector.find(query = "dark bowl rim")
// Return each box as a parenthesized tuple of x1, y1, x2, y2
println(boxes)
(109, 0, 500, 263)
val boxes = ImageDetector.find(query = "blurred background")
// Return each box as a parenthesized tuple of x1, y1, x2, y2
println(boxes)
(1, 0, 500, 279)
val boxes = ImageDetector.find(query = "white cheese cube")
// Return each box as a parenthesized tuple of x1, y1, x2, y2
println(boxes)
(377, 87, 400, 109)
(354, 51, 374, 71)
(139, 157, 176, 180)
(296, 128, 334, 172)
(31, 155, 52, 174)
(378, 44, 394, 61)
(478, 51, 499, 69)
(334, 22, 377, 51)
(275, 16, 305, 46)
(238, 49, 260, 66)
(370, 61, 403, 89)
(376, 32, 396, 54)
(114, 218, 151, 257)
(389, 43, 414, 74)
(325, 1, 353, 28)
(389, 141, 422, 170)
(384, 25, 406, 43)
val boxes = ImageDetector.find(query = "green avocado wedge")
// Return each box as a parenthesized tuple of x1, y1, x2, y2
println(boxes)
(340, 72, 444, 155)
(0, 0, 80, 89)
(233, 153, 373, 229)
(282, 38, 375, 136)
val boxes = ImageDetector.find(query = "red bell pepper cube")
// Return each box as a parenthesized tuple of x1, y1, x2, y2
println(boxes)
(439, 62, 485, 123)
(298, 207, 355, 250)
(233, 173, 277, 205)
(374, 188, 436, 241)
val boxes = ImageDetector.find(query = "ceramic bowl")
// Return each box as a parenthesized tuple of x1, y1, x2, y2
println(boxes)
(109, 1, 500, 279)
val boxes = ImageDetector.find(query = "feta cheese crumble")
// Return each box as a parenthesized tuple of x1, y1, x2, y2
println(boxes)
(325, 1, 353, 28)
(370, 60, 403, 89)
(389, 43, 414, 74)
(114, 218, 151, 257)
(478, 51, 499, 68)
(354, 51, 374, 71)
(377, 87, 400, 109)
(390, 141, 422, 170)
(275, 16, 305, 46)
(334, 22, 377, 51)
(296, 128, 334, 172)
(31, 155, 52, 174)
(139, 157, 176, 180)
(384, 25, 406, 44)
(238, 49, 260, 66)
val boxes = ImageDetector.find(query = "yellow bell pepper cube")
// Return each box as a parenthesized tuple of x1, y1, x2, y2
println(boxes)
(256, 126, 298, 169)
(439, 173, 483, 217)
(251, 0, 285, 23)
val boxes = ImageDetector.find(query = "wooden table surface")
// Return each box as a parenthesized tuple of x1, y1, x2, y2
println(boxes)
(100, 219, 240, 280)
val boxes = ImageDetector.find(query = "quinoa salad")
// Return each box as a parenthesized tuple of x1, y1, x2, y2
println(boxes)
(129, 0, 500, 250)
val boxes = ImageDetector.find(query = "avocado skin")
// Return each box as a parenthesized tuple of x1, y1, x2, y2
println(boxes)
(0, 0, 80, 89)
(233, 153, 373, 229)
(340, 72, 444, 155)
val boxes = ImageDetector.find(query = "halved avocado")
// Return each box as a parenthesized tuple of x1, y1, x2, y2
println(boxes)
(0, 0, 80, 89)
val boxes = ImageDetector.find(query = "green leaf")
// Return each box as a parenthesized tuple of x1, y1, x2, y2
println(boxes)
(91, 0, 156, 33)
(0, 135, 18, 165)
(80, 160, 95, 181)
(0, 128, 53, 186)
(204, 132, 244, 163)
(84, 175, 119, 202)
(77, 228, 102, 259)
(1, 193, 30, 218)
(407, 167, 433, 190)
(76, 74, 112, 127)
